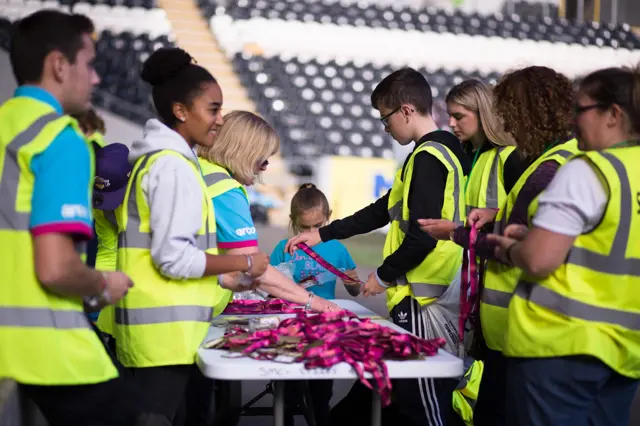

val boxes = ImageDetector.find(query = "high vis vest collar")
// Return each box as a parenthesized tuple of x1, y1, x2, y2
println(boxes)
(0, 97, 118, 385)
(384, 141, 465, 310)
(113, 150, 224, 367)
(506, 147, 640, 378)
(464, 145, 515, 214)
(480, 139, 580, 352)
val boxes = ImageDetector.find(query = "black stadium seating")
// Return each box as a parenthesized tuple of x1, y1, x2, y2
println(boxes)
(233, 52, 501, 161)
(199, 0, 640, 50)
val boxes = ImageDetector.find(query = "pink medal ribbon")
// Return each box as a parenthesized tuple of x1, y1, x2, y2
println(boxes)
(459, 224, 480, 344)
(208, 310, 446, 406)
(296, 242, 363, 286)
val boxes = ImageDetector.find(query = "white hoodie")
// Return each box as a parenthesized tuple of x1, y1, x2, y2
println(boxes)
(128, 119, 207, 279)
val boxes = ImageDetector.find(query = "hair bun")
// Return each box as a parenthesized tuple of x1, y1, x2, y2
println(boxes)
(141, 47, 194, 87)
(298, 183, 316, 190)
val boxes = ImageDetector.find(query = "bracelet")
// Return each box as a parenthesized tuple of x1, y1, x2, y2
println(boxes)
(305, 293, 315, 311)
(98, 272, 112, 304)
(246, 255, 253, 274)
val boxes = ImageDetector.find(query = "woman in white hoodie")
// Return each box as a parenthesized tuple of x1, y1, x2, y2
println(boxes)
(107, 47, 273, 423)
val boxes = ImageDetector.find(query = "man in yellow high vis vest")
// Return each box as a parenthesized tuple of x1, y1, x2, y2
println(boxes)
(0, 10, 146, 426)
(286, 68, 470, 426)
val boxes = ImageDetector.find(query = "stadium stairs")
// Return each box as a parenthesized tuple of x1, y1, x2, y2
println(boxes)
(156, 0, 255, 113)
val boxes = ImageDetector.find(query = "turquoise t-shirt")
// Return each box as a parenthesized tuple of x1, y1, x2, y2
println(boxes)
(270, 239, 357, 300)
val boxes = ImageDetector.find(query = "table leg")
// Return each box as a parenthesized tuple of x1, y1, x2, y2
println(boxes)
(273, 381, 285, 426)
(370, 391, 381, 426)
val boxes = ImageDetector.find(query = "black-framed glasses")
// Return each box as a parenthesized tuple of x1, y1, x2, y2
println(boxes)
(574, 103, 608, 116)
(379, 107, 401, 127)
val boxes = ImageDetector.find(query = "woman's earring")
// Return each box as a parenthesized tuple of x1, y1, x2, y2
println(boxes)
(179, 116, 186, 122)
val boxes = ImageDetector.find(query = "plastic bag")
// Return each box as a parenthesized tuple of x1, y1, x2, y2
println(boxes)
(417, 268, 464, 356)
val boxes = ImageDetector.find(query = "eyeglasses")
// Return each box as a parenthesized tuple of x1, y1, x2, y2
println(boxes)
(379, 107, 401, 127)
(574, 103, 608, 116)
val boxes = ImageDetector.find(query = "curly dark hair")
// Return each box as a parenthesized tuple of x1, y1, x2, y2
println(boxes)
(493, 66, 575, 161)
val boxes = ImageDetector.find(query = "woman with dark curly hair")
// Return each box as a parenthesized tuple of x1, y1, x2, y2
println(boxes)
(421, 66, 581, 426)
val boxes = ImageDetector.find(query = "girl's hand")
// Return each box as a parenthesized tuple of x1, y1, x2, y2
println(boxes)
(285, 230, 321, 255)
(342, 269, 361, 297)
(417, 219, 456, 240)
(487, 234, 518, 264)
(504, 224, 529, 241)
(311, 297, 341, 313)
(467, 208, 498, 228)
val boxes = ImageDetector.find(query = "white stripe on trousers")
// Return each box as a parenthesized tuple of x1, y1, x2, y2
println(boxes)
(410, 298, 445, 426)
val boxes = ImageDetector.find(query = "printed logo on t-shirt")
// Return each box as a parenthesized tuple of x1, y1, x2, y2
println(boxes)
(636, 191, 640, 214)
(235, 226, 257, 237)
(397, 311, 408, 323)
(61, 204, 90, 220)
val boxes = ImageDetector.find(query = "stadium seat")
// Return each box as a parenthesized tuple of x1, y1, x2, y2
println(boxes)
(200, 0, 640, 50)
(232, 52, 502, 163)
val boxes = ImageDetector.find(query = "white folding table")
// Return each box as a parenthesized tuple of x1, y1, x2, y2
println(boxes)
(196, 299, 463, 426)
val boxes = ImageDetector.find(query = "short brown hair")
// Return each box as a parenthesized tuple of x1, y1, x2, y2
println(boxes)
(494, 66, 575, 160)
(72, 107, 105, 135)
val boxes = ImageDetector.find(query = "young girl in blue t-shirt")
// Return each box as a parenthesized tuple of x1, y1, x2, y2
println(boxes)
(272, 183, 360, 426)
(270, 183, 360, 299)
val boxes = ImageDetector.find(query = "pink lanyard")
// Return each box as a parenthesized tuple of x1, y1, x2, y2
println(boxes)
(459, 224, 480, 343)
(296, 242, 363, 285)
(223, 299, 304, 315)
(210, 310, 446, 406)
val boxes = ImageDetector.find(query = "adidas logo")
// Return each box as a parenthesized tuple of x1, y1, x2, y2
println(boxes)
(397, 311, 408, 323)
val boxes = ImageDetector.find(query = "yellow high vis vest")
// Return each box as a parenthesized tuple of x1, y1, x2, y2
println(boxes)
(505, 147, 640, 378)
(89, 131, 107, 148)
(465, 146, 515, 213)
(384, 141, 466, 312)
(452, 360, 484, 426)
(94, 210, 118, 336)
(480, 139, 580, 351)
(198, 158, 249, 312)
(113, 150, 223, 367)
(0, 97, 118, 385)
(94, 209, 118, 271)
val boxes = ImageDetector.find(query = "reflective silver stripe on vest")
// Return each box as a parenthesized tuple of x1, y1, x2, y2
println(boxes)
(0, 113, 60, 231)
(515, 152, 640, 329)
(395, 275, 448, 297)
(484, 147, 504, 210)
(496, 148, 575, 234)
(427, 142, 463, 225)
(203, 172, 233, 187)
(481, 287, 512, 308)
(515, 280, 640, 330)
(118, 154, 217, 250)
(387, 142, 463, 231)
(0, 306, 91, 329)
(114, 305, 214, 325)
(565, 152, 640, 275)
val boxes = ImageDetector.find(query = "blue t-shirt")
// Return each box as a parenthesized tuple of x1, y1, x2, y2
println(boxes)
(19, 86, 94, 239)
(270, 239, 356, 300)
(213, 187, 258, 249)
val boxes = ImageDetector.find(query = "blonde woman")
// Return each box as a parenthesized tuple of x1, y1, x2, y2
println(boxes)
(419, 79, 527, 239)
(197, 111, 340, 313)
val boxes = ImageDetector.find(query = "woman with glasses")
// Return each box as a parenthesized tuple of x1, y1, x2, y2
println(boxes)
(196, 110, 340, 311)
(488, 65, 640, 426)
